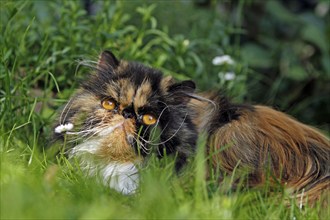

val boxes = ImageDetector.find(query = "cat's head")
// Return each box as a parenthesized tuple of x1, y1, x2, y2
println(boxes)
(54, 51, 198, 167)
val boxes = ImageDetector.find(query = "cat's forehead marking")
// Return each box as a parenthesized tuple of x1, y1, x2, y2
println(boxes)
(134, 80, 152, 111)
(119, 79, 135, 107)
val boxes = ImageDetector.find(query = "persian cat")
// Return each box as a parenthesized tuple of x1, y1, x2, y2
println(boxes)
(54, 51, 329, 204)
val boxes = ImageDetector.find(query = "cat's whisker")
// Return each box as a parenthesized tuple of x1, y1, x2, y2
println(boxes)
(80, 120, 126, 142)
(149, 122, 169, 144)
(85, 117, 101, 127)
(68, 128, 103, 143)
(130, 133, 151, 154)
(157, 101, 171, 115)
(83, 126, 108, 142)
(66, 121, 110, 143)
(59, 97, 74, 124)
(147, 113, 188, 146)
(142, 125, 151, 137)
(134, 112, 186, 147)
(133, 131, 159, 145)
(188, 93, 217, 109)
(67, 132, 97, 143)
(156, 143, 167, 156)
(132, 136, 152, 155)
(66, 128, 97, 135)
(132, 131, 151, 146)
(188, 94, 218, 117)
(149, 106, 172, 140)
(68, 120, 106, 134)
(143, 109, 189, 145)
(149, 105, 169, 137)
(76, 59, 98, 68)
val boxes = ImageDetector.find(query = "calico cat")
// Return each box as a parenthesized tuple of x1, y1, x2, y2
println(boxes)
(54, 50, 329, 204)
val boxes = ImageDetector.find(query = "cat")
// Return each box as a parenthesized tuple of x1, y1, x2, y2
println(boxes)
(53, 50, 329, 205)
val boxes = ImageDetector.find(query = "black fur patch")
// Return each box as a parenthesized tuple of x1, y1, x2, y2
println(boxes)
(209, 95, 255, 133)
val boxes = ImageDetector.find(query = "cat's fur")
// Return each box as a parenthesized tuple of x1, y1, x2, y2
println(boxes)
(54, 51, 329, 204)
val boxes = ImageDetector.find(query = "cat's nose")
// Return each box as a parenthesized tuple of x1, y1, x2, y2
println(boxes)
(122, 108, 134, 119)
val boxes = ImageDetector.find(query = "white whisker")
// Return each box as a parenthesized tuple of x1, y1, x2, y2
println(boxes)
(149, 113, 187, 146)
(149, 105, 169, 137)
(59, 97, 74, 124)
(132, 136, 151, 155)
(189, 93, 218, 112)
(148, 122, 169, 145)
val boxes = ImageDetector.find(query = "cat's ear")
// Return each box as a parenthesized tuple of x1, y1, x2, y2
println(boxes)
(97, 50, 120, 70)
(168, 80, 196, 93)
(167, 80, 196, 104)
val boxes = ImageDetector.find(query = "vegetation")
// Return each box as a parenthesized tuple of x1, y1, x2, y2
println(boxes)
(1, 0, 329, 219)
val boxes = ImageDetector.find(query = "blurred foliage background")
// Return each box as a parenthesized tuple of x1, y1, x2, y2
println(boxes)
(1, 0, 329, 219)
(1, 0, 329, 138)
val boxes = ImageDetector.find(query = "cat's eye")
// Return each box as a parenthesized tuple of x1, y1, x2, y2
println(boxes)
(101, 98, 116, 110)
(142, 114, 157, 125)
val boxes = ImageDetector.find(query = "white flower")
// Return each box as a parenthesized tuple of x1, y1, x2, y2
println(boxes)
(219, 71, 236, 81)
(224, 72, 236, 80)
(212, 55, 235, 65)
(55, 123, 74, 133)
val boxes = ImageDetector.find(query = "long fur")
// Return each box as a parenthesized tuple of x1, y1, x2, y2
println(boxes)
(53, 51, 329, 205)
(190, 94, 329, 205)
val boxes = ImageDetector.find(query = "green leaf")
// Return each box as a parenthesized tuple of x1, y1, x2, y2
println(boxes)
(287, 65, 309, 81)
(240, 43, 273, 68)
(265, 1, 298, 23)
(301, 24, 328, 53)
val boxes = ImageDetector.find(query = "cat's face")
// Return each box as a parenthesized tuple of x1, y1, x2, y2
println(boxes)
(55, 51, 197, 166)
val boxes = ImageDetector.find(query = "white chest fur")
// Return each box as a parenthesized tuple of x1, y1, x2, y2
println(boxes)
(70, 139, 139, 195)
(101, 162, 139, 194)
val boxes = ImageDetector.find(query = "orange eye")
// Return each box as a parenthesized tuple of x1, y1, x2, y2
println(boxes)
(142, 114, 157, 125)
(101, 98, 116, 110)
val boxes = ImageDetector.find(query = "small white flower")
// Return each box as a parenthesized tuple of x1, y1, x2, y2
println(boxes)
(212, 55, 235, 65)
(219, 71, 236, 81)
(55, 123, 74, 133)
(224, 72, 236, 81)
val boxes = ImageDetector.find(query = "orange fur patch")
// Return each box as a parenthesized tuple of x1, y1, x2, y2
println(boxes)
(96, 115, 141, 163)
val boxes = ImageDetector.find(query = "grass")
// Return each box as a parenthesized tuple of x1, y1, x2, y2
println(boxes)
(2, 142, 323, 219)
(0, 1, 328, 219)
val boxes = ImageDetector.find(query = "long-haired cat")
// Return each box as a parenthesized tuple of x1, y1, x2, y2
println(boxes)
(53, 51, 329, 204)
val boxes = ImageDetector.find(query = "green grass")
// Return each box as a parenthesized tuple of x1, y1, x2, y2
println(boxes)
(1, 141, 323, 219)
(0, 1, 328, 219)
